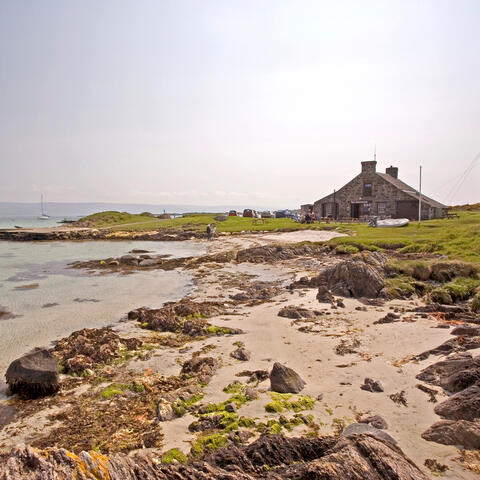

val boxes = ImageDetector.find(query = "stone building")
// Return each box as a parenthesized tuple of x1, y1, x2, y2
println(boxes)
(312, 161, 447, 221)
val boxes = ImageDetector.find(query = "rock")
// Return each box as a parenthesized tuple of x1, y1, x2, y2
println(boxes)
(119, 254, 138, 265)
(188, 415, 223, 432)
(440, 365, 480, 393)
(108, 260, 119, 266)
(316, 286, 334, 303)
(51, 327, 141, 374)
(360, 378, 384, 393)
(434, 384, 480, 421)
(336, 299, 345, 308)
(157, 399, 176, 421)
(237, 369, 269, 383)
(231, 347, 251, 361)
(341, 423, 397, 445)
(450, 324, 480, 336)
(225, 403, 236, 413)
(214, 215, 228, 222)
(245, 386, 258, 400)
(0, 433, 429, 480)
(228, 430, 253, 445)
(422, 419, 480, 449)
(181, 356, 219, 383)
(359, 415, 388, 430)
(325, 255, 385, 298)
(278, 306, 316, 319)
(374, 313, 400, 324)
(416, 352, 475, 386)
(139, 259, 156, 267)
(270, 362, 306, 394)
(5, 350, 59, 398)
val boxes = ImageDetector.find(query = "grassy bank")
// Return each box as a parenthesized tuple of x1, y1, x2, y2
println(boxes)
(328, 212, 480, 264)
(76, 211, 480, 263)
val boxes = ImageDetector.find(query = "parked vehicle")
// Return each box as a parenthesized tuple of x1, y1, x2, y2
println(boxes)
(274, 209, 294, 219)
(260, 211, 274, 218)
(243, 209, 254, 218)
(228, 210, 238, 216)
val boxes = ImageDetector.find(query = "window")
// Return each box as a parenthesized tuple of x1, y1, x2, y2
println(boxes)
(377, 202, 386, 215)
(363, 183, 373, 196)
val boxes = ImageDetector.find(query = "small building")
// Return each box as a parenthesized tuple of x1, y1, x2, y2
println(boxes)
(313, 161, 447, 221)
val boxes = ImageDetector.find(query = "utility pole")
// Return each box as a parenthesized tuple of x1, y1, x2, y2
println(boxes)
(418, 166, 422, 224)
(333, 189, 336, 220)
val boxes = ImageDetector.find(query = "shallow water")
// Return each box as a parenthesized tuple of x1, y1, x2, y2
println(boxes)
(0, 240, 207, 377)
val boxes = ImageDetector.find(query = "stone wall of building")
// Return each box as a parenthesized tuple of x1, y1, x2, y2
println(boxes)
(313, 162, 433, 220)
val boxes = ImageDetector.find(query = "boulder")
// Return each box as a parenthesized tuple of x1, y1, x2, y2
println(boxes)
(422, 420, 480, 449)
(434, 384, 480, 421)
(316, 286, 334, 303)
(245, 386, 258, 400)
(270, 362, 306, 394)
(5, 349, 59, 398)
(359, 415, 388, 430)
(231, 347, 251, 361)
(450, 324, 480, 336)
(374, 313, 400, 325)
(278, 306, 316, 319)
(360, 378, 384, 393)
(325, 256, 385, 298)
(341, 423, 397, 445)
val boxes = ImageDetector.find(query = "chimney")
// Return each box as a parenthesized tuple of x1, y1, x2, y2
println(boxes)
(361, 161, 377, 174)
(386, 166, 398, 179)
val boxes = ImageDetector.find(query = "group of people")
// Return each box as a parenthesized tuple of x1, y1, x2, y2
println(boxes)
(205, 223, 217, 240)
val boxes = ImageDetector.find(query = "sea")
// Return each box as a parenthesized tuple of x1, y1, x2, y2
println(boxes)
(0, 238, 207, 388)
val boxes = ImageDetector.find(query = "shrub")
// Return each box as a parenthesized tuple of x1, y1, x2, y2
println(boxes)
(443, 277, 480, 302)
(472, 294, 480, 313)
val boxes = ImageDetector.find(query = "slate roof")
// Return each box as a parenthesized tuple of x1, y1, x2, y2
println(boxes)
(375, 173, 447, 209)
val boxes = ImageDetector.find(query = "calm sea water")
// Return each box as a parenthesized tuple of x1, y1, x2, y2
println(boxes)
(0, 216, 84, 230)
(0, 240, 207, 380)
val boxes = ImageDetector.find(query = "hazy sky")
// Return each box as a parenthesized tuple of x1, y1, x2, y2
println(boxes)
(1, 0, 479, 207)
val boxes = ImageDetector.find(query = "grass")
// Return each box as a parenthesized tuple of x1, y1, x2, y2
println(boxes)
(76, 210, 480, 263)
(327, 212, 480, 264)
(76, 211, 337, 233)
(264, 392, 315, 413)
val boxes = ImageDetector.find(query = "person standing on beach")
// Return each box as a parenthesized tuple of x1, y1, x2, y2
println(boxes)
(206, 223, 212, 241)
(211, 224, 216, 239)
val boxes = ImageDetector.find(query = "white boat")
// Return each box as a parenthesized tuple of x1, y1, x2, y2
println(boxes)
(370, 217, 409, 228)
(38, 194, 50, 220)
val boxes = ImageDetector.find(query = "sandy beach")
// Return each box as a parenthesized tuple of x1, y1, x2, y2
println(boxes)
(0, 229, 479, 479)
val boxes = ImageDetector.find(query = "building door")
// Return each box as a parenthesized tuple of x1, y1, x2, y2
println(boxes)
(351, 203, 360, 218)
(396, 200, 418, 220)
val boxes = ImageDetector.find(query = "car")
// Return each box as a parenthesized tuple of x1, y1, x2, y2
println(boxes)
(242, 209, 254, 218)
(274, 209, 294, 219)
(260, 211, 274, 218)
(228, 210, 238, 216)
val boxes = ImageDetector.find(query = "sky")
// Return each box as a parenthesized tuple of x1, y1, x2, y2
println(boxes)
(0, 0, 479, 208)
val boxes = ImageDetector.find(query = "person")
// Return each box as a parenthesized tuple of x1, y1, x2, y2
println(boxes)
(211, 223, 217, 239)
(206, 223, 212, 240)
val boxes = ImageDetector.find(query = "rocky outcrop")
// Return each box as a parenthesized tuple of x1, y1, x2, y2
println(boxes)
(416, 352, 476, 387)
(51, 327, 142, 374)
(434, 384, 480, 421)
(359, 414, 388, 430)
(422, 420, 480, 449)
(230, 282, 282, 303)
(236, 244, 325, 263)
(0, 433, 428, 480)
(269, 362, 306, 394)
(128, 299, 238, 336)
(341, 423, 396, 445)
(5, 349, 59, 398)
(326, 255, 386, 298)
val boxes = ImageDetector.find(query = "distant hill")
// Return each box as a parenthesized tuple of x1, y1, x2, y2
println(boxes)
(450, 203, 480, 211)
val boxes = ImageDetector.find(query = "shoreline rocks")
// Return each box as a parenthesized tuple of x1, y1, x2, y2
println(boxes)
(270, 362, 306, 394)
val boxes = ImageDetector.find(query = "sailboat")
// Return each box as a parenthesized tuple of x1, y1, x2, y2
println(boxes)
(38, 194, 50, 220)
